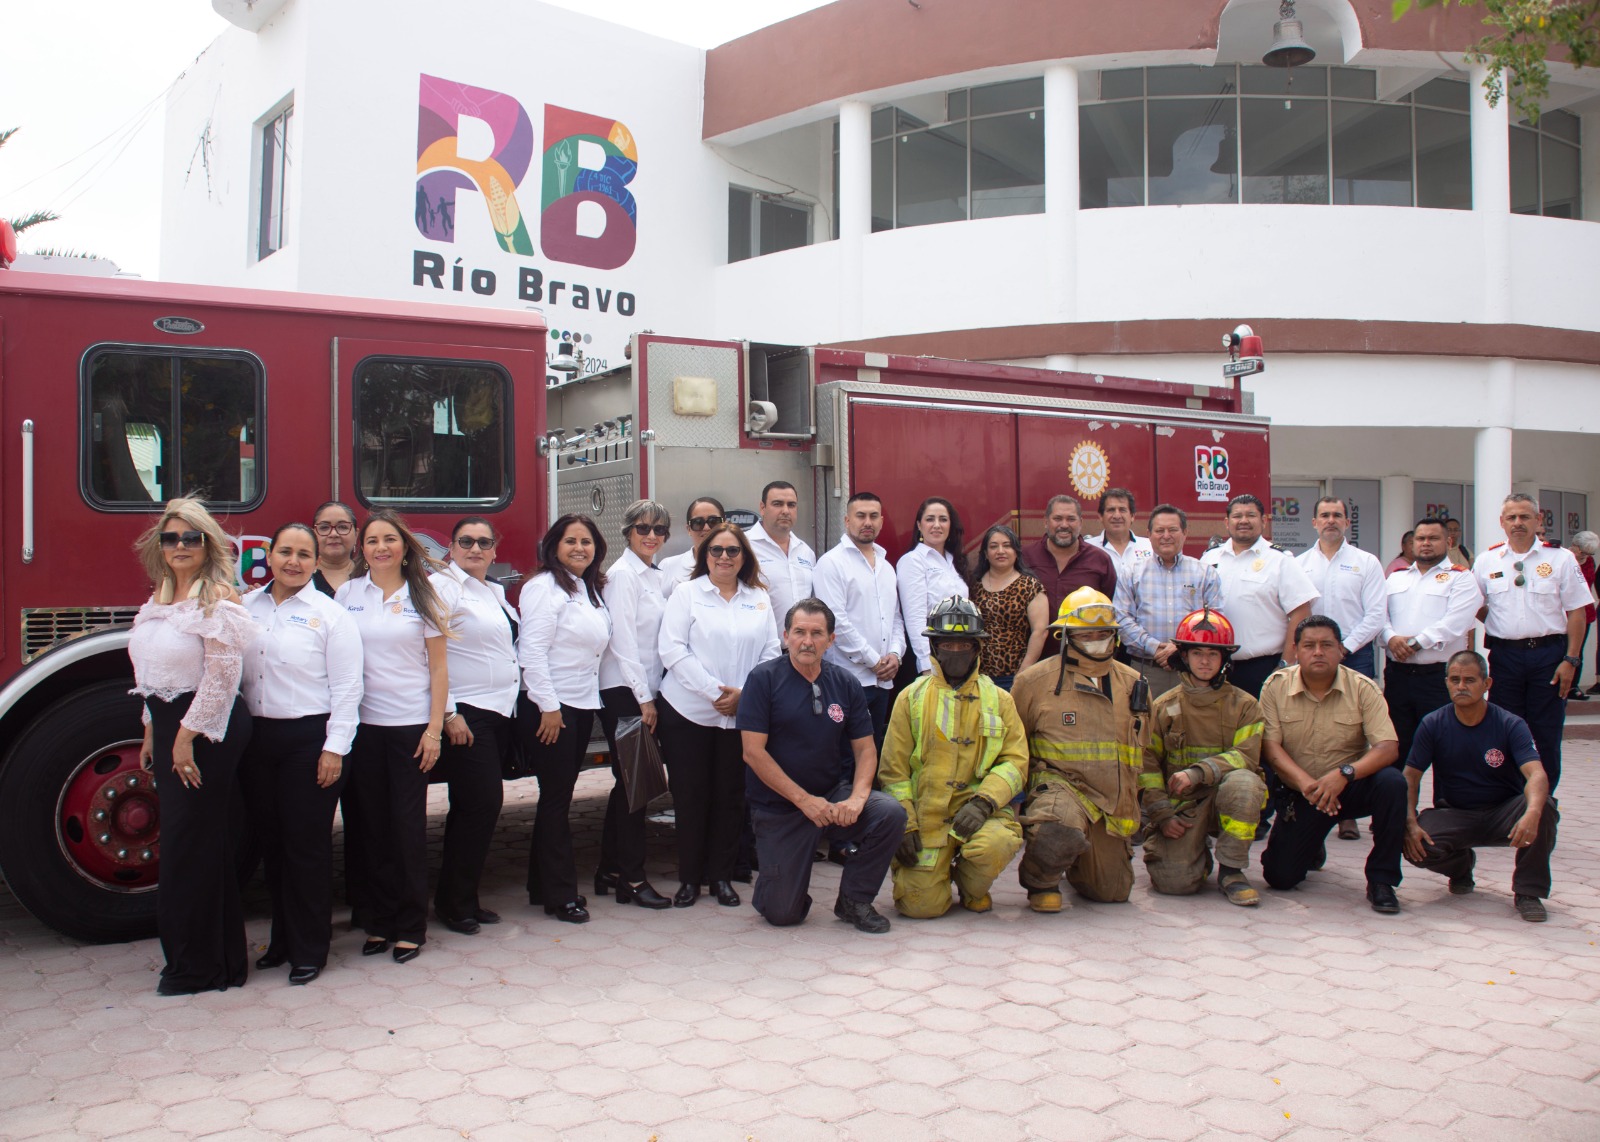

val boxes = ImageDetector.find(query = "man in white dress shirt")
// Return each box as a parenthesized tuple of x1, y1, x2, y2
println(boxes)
(747, 481, 816, 640)
(811, 491, 905, 750)
(1087, 487, 1154, 583)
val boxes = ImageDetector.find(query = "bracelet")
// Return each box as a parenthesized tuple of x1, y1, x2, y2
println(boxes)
(423, 731, 441, 742)
(444, 712, 460, 723)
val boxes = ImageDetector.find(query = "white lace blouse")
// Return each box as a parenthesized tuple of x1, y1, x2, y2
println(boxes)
(128, 598, 260, 742)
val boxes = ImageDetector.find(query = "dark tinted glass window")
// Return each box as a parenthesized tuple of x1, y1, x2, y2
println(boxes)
(1416, 108, 1473, 210)
(970, 78, 1043, 116)
(355, 358, 510, 508)
(728, 186, 753, 262)
(84, 349, 263, 509)
(971, 111, 1045, 218)
(1242, 99, 1329, 204)
(1332, 101, 1412, 206)
(1148, 100, 1237, 205)
(895, 123, 967, 227)
(1081, 102, 1145, 208)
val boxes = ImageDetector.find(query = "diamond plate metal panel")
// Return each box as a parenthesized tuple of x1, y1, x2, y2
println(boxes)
(557, 471, 635, 572)
(646, 341, 742, 450)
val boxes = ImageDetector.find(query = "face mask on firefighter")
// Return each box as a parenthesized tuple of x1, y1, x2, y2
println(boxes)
(1069, 632, 1117, 660)
(932, 639, 978, 683)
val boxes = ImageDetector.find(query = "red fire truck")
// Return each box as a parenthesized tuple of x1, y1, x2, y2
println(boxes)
(0, 269, 1267, 942)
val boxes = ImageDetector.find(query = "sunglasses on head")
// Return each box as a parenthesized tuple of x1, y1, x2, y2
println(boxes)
(455, 535, 496, 551)
(706, 544, 742, 560)
(688, 515, 724, 531)
(314, 521, 354, 536)
(631, 523, 670, 538)
(159, 530, 205, 549)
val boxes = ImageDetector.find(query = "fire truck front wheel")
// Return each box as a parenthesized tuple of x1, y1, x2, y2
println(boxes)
(0, 682, 159, 943)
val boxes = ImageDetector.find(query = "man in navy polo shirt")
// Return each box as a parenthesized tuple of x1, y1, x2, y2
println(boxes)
(739, 598, 906, 932)
(1404, 650, 1558, 923)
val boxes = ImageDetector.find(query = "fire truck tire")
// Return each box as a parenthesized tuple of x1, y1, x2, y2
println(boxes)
(0, 682, 159, 943)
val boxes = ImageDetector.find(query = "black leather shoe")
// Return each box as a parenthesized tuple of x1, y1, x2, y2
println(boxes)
(474, 908, 501, 925)
(1367, 883, 1401, 914)
(255, 951, 286, 970)
(393, 944, 421, 963)
(616, 881, 671, 909)
(549, 902, 590, 924)
(540, 895, 586, 914)
(288, 966, 320, 985)
(441, 915, 481, 936)
(712, 880, 741, 907)
(361, 939, 390, 956)
(833, 895, 891, 934)
(672, 883, 700, 908)
(593, 870, 620, 897)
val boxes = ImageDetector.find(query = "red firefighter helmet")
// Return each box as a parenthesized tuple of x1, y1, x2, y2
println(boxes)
(1173, 608, 1238, 652)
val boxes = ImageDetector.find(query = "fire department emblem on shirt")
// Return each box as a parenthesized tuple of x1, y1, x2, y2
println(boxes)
(827, 703, 844, 724)
(1061, 712, 1077, 726)
(1536, 563, 1553, 578)
(1484, 748, 1506, 768)
(1434, 572, 1450, 582)
(1251, 559, 1265, 572)
(1068, 440, 1110, 500)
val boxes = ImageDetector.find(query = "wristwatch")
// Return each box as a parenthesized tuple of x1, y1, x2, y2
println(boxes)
(1563, 655, 1582, 668)
(1338, 764, 1356, 782)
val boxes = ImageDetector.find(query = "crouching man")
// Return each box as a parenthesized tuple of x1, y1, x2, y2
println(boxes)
(1404, 651, 1559, 923)
(739, 598, 905, 933)
(1141, 608, 1268, 906)
(879, 597, 1028, 917)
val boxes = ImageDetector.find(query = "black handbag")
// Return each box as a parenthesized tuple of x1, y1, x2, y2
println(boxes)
(614, 715, 669, 813)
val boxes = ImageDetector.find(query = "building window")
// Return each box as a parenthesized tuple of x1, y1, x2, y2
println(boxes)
(257, 103, 292, 260)
(83, 347, 264, 510)
(353, 357, 511, 508)
(728, 186, 812, 262)
(1511, 109, 1581, 219)
(835, 78, 1045, 232)
(1081, 66, 1502, 215)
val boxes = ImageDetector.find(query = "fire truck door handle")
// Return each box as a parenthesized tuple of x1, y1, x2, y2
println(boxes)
(21, 419, 35, 563)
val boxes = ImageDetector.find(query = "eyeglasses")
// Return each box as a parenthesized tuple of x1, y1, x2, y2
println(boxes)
(314, 521, 354, 536)
(455, 535, 496, 551)
(631, 523, 670, 538)
(706, 545, 742, 560)
(159, 530, 205, 549)
(811, 681, 823, 716)
(1513, 560, 1526, 587)
(688, 515, 724, 531)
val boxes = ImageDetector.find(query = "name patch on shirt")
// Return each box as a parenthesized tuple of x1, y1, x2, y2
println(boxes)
(1061, 712, 1077, 726)
(346, 605, 365, 612)
(287, 614, 311, 625)
(1488, 572, 1504, 580)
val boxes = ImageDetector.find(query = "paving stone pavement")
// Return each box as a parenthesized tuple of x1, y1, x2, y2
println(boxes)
(4, 744, 1600, 1141)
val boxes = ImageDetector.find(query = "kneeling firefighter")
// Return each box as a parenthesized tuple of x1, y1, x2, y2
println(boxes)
(879, 597, 1028, 917)
(1011, 587, 1151, 912)
(1140, 608, 1268, 906)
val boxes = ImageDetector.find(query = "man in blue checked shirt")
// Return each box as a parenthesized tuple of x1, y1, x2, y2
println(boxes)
(1114, 504, 1224, 698)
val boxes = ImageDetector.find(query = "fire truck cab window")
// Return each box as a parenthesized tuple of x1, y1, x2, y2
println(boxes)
(84, 349, 264, 509)
(354, 358, 510, 508)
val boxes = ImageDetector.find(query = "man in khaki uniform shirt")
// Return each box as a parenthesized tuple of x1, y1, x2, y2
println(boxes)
(1259, 616, 1404, 913)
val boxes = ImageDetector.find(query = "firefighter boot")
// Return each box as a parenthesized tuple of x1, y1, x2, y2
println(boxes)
(1218, 865, 1259, 907)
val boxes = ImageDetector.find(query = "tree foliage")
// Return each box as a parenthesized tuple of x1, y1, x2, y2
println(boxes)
(1393, 1, 1600, 119)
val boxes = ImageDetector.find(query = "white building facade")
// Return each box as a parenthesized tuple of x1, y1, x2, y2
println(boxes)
(163, 0, 1600, 562)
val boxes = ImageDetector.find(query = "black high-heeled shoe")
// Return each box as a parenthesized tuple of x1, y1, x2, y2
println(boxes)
(711, 880, 741, 907)
(593, 870, 620, 897)
(393, 944, 421, 964)
(672, 883, 700, 908)
(255, 951, 286, 970)
(361, 938, 390, 956)
(616, 881, 671, 909)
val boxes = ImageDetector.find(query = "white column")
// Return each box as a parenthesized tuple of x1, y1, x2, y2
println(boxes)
(1470, 62, 1512, 325)
(836, 100, 872, 341)
(1474, 358, 1516, 553)
(1044, 63, 1080, 327)
(1380, 475, 1412, 568)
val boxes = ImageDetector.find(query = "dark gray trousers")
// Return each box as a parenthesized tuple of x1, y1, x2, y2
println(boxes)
(1409, 795, 1559, 898)
(750, 785, 906, 926)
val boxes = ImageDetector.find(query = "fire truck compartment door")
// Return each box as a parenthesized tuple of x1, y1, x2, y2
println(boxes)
(1153, 421, 1271, 555)
(1015, 412, 1156, 545)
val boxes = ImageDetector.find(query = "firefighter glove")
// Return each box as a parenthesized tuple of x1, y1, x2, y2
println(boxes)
(950, 795, 996, 840)
(896, 830, 923, 867)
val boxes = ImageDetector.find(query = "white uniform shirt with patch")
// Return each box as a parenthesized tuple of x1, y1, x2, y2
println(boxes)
(1473, 542, 1591, 639)
(747, 521, 816, 638)
(1381, 561, 1483, 663)
(813, 536, 907, 688)
(1087, 532, 1155, 583)
(658, 576, 782, 728)
(1296, 540, 1387, 654)
(1201, 536, 1320, 659)
(518, 571, 612, 712)
(337, 573, 459, 726)
(241, 581, 364, 755)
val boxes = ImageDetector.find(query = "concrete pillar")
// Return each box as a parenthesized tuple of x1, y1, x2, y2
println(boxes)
(1044, 63, 1080, 327)
(1475, 360, 1516, 553)
(1469, 63, 1512, 325)
(837, 100, 872, 340)
(1380, 475, 1413, 567)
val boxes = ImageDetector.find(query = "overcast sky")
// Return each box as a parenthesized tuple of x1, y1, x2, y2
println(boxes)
(0, 0, 831, 279)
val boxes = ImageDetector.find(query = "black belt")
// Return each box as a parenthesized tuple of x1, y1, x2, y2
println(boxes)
(1485, 634, 1564, 650)
(1385, 660, 1445, 674)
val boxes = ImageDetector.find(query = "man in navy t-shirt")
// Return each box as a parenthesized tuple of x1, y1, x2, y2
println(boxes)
(738, 597, 906, 932)
(1404, 650, 1558, 922)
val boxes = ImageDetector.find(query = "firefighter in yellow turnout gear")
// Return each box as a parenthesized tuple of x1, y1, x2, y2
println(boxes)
(880, 597, 1028, 917)
(1141, 608, 1267, 906)
(1012, 588, 1151, 910)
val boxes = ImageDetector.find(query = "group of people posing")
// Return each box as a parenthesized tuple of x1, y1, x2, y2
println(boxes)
(127, 482, 1575, 996)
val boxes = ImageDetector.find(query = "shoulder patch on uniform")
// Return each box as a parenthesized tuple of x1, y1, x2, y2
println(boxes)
(1542, 540, 1560, 548)
(1269, 543, 1289, 554)
(1488, 542, 1506, 551)
(1449, 564, 1468, 572)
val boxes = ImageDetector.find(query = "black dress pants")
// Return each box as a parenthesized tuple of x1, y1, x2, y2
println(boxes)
(150, 694, 252, 993)
(350, 723, 431, 945)
(597, 686, 652, 885)
(517, 694, 593, 908)
(656, 696, 744, 885)
(1410, 795, 1559, 898)
(434, 704, 508, 922)
(1262, 765, 1407, 891)
(1487, 639, 1567, 791)
(238, 713, 344, 968)
(1384, 662, 1449, 768)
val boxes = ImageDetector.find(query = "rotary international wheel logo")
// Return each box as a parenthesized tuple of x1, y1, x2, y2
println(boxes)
(1069, 440, 1110, 500)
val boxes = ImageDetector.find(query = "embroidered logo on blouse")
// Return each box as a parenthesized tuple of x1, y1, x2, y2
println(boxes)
(1484, 748, 1506, 768)
(308, 618, 321, 629)
(391, 603, 404, 614)
(828, 703, 844, 723)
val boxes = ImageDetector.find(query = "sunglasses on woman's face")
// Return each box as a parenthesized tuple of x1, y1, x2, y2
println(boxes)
(455, 535, 496, 551)
(688, 515, 724, 531)
(631, 523, 670, 538)
(706, 545, 742, 560)
(159, 530, 205, 549)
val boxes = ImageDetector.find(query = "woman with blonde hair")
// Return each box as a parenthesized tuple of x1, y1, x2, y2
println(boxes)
(128, 496, 259, 995)
(337, 509, 458, 963)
